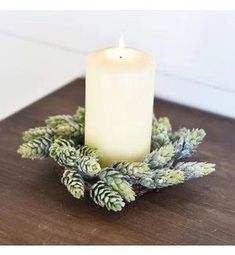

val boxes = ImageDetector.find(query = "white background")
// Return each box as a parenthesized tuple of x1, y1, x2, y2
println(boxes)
(0, 11, 234, 120)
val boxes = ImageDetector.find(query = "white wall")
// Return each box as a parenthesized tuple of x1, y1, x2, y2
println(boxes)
(0, 11, 234, 120)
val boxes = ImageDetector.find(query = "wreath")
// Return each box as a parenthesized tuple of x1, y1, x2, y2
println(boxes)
(17, 106, 215, 212)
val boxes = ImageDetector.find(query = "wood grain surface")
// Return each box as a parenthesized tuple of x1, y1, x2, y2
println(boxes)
(0, 78, 234, 245)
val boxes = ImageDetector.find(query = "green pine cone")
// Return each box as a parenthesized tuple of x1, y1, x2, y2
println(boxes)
(140, 169, 184, 189)
(77, 145, 100, 159)
(139, 172, 156, 189)
(49, 138, 75, 158)
(55, 122, 84, 139)
(143, 144, 175, 170)
(23, 126, 55, 142)
(77, 156, 101, 177)
(17, 137, 51, 159)
(45, 114, 74, 128)
(153, 169, 185, 188)
(73, 106, 85, 124)
(175, 161, 215, 180)
(113, 161, 150, 179)
(151, 116, 172, 150)
(90, 180, 125, 212)
(52, 146, 80, 168)
(99, 168, 136, 202)
(61, 169, 85, 199)
(172, 128, 206, 159)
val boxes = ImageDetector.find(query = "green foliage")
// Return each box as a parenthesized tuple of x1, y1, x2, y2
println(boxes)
(144, 144, 175, 170)
(77, 145, 100, 159)
(99, 168, 136, 202)
(49, 138, 101, 176)
(90, 180, 125, 212)
(151, 116, 172, 150)
(175, 161, 216, 180)
(17, 137, 51, 159)
(49, 138, 75, 159)
(17, 105, 215, 212)
(140, 169, 184, 189)
(113, 161, 150, 179)
(51, 145, 80, 169)
(55, 121, 84, 139)
(45, 114, 73, 128)
(61, 169, 85, 199)
(23, 126, 55, 142)
(172, 128, 206, 159)
(77, 156, 101, 177)
(73, 106, 85, 124)
(154, 169, 185, 188)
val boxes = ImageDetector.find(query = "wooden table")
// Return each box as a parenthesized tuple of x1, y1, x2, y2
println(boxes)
(0, 79, 234, 245)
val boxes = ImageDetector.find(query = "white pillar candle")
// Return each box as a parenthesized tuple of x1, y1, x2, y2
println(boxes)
(85, 37, 155, 166)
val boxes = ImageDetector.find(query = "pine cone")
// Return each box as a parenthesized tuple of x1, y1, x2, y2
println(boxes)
(172, 128, 206, 159)
(113, 161, 150, 179)
(52, 146, 80, 169)
(17, 137, 51, 159)
(154, 169, 184, 188)
(73, 106, 85, 124)
(45, 114, 74, 128)
(143, 144, 174, 170)
(151, 116, 172, 150)
(23, 126, 55, 142)
(61, 169, 85, 199)
(49, 138, 75, 158)
(77, 156, 101, 177)
(99, 168, 136, 202)
(55, 121, 84, 139)
(90, 181, 125, 212)
(175, 161, 215, 180)
(77, 145, 100, 159)
(140, 169, 184, 189)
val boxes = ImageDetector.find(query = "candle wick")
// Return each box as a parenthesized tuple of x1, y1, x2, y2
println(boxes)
(119, 56, 122, 59)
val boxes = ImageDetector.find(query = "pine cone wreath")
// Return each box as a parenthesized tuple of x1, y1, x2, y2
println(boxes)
(17, 106, 216, 212)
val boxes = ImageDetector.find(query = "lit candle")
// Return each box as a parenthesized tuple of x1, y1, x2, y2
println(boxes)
(85, 36, 155, 166)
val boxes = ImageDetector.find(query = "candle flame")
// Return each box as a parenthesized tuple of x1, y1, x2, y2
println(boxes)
(118, 34, 125, 58)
